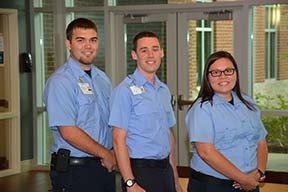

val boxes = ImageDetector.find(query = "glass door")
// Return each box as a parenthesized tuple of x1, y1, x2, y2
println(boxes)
(177, 10, 238, 166)
(34, 0, 106, 165)
(111, 12, 177, 87)
(111, 6, 242, 166)
(110, 11, 179, 162)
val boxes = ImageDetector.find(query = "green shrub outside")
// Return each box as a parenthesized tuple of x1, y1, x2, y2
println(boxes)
(255, 93, 288, 153)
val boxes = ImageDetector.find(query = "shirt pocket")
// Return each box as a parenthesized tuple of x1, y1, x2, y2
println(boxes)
(77, 92, 96, 106)
(99, 90, 110, 108)
(214, 121, 238, 150)
(76, 93, 98, 125)
(246, 112, 262, 141)
(133, 94, 157, 115)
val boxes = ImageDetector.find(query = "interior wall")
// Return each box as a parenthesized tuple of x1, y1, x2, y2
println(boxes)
(0, 0, 33, 161)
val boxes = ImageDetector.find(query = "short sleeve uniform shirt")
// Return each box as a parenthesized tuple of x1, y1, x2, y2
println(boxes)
(185, 92, 267, 179)
(109, 69, 176, 159)
(43, 57, 112, 157)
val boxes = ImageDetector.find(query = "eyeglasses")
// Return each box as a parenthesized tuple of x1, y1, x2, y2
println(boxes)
(208, 68, 236, 77)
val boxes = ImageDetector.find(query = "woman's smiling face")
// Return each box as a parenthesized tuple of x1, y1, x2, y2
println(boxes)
(208, 58, 237, 101)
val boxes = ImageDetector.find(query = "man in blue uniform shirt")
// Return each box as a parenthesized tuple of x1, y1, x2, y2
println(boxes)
(109, 31, 182, 192)
(43, 18, 116, 192)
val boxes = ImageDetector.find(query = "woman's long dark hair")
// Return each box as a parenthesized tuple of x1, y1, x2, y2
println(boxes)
(190, 51, 256, 111)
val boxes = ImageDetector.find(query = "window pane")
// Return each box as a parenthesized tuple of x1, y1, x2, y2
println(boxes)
(192, 19, 233, 93)
(252, 3, 288, 172)
(33, 0, 54, 8)
(34, 13, 55, 81)
(125, 22, 167, 83)
(34, 12, 55, 165)
(65, 0, 103, 7)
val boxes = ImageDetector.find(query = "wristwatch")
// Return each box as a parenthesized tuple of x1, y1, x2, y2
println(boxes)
(125, 179, 136, 187)
(257, 169, 265, 181)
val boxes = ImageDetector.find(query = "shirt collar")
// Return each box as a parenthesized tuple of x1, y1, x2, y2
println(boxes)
(213, 91, 241, 105)
(131, 68, 165, 89)
(67, 57, 98, 79)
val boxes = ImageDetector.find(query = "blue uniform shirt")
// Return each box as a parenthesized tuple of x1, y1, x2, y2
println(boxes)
(185, 92, 267, 180)
(43, 57, 112, 157)
(109, 69, 176, 159)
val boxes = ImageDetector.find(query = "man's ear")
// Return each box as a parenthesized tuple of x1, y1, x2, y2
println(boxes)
(65, 39, 71, 50)
(161, 48, 164, 58)
(131, 50, 138, 60)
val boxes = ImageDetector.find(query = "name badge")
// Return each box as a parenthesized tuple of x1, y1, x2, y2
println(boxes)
(78, 83, 93, 94)
(130, 85, 145, 95)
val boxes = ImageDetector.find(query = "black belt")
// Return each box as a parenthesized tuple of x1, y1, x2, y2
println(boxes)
(190, 168, 233, 186)
(69, 156, 101, 166)
(51, 153, 101, 167)
(130, 156, 170, 169)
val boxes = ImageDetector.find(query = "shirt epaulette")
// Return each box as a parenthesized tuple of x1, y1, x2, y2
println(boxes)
(125, 75, 137, 86)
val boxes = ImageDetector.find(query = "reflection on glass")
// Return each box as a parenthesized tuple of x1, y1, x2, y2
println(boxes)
(125, 22, 167, 83)
(0, 119, 10, 170)
(252, 3, 288, 172)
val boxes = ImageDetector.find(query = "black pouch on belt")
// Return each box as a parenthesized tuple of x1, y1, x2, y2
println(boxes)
(55, 148, 70, 172)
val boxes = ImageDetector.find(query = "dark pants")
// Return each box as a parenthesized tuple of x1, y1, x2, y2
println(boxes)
(187, 169, 260, 192)
(50, 158, 115, 192)
(121, 157, 175, 192)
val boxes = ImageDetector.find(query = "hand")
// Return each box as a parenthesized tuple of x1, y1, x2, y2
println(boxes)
(257, 169, 266, 182)
(100, 149, 116, 172)
(175, 180, 183, 192)
(127, 183, 146, 192)
(234, 170, 259, 191)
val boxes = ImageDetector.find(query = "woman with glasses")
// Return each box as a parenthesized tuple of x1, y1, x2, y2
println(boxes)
(185, 51, 268, 192)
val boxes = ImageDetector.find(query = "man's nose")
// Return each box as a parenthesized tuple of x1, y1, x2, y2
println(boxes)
(84, 40, 92, 48)
(147, 50, 154, 57)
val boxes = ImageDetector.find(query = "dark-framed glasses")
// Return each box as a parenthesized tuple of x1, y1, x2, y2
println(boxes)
(208, 68, 236, 77)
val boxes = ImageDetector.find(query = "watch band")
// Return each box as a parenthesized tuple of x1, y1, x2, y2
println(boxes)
(257, 169, 265, 181)
(125, 179, 136, 187)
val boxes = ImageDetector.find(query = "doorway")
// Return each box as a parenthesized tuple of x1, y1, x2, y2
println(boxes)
(110, 5, 244, 166)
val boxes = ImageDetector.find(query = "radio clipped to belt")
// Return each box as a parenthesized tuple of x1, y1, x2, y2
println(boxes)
(51, 148, 71, 172)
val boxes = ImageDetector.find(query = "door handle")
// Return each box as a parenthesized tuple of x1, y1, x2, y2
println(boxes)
(178, 95, 193, 110)
(171, 95, 176, 110)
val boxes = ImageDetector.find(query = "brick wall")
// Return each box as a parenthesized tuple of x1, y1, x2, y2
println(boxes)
(188, 20, 197, 98)
(214, 20, 233, 54)
(39, 1, 288, 87)
(278, 5, 288, 81)
(254, 6, 265, 83)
